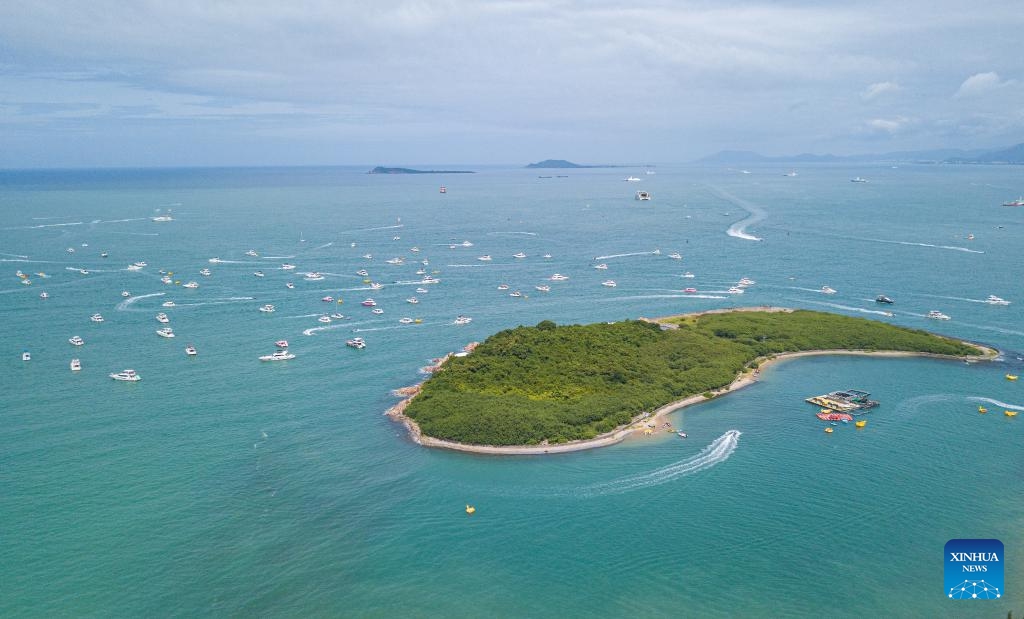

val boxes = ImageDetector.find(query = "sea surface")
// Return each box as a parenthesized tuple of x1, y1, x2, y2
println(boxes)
(1, 164, 1022, 617)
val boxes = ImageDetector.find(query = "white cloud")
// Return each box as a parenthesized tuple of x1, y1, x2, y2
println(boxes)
(862, 81, 900, 100)
(865, 116, 911, 133)
(955, 72, 1014, 98)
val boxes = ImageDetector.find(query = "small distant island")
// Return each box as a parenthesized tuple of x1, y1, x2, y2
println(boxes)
(388, 308, 995, 454)
(525, 159, 620, 169)
(368, 166, 475, 174)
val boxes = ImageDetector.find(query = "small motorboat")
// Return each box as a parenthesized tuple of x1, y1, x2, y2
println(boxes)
(454, 315, 473, 325)
(281, 264, 296, 271)
(259, 350, 295, 361)
(677, 432, 687, 438)
(371, 308, 384, 315)
(727, 287, 744, 294)
(356, 269, 369, 277)
(253, 271, 265, 278)
(39, 291, 49, 299)
(406, 297, 419, 304)
(246, 249, 258, 257)
(318, 315, 331, 323)
(512, 252, 527, 259)
(821, 286, 837, 294)
(978, 406, 988, 414)
(121, 291, 131, 297)
(875, 295, 894, 304)
(926, 310, 950, 320)
(535, 285, 551, 292)
(259, 304, 275, 313)
(602, 280, 617, 287)
(346, 337, 366, 349)
(285, 282, 295, 289)
(185, 344, 197, 356)
(477, 255, 492, 262)
(156, 313, 170, 323)
(69, 335, 85, 346)
(497, 284, 510, 291)
(304, 272, 324, 281)
(22, 350, 30, 361)
(399, 317, 414, 324)
(549, 273, 569, 281)
(199, 268, 212, 276)
(369, 282, 383, 290)
(182, 281, 199, 289)
(986, 295, 1010, 305)
(682, 272, 695, 279)
(465, 504, 475, 514)
(683, 288, 697, 293)
(509, 290, 523, 298)
(162, 301, 176, 307)
(322, 296, 334, 303)
(668, 252, 682, 260)
(330, 312, 344, 319)
(91, 313, 104, 323)
(824, 427, 834, 433)
(415, 288, 429, 294)
(156, 327, 175, 338)
(361, 298, 377, 307)
(109, 369, 141, 381)
(1007, 374, 1019, 381)
(593, 263, 608, 270)
(275, 340, 289, 348)
(70, 358, 81, 371)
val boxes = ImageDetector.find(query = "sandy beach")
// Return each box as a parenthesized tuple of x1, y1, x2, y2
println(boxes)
(385, 307, 999, 455)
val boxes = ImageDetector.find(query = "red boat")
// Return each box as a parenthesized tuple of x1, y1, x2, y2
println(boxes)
(361, 298, 377, 307)
(684, 288, 697, 293)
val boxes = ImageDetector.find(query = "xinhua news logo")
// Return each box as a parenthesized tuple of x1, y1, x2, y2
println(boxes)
(945, 539, 1004, 600)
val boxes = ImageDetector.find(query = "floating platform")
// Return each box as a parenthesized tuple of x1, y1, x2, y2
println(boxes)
(806, 389, 879, 415)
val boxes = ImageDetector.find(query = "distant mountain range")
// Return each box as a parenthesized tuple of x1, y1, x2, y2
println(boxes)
(368, 166, 474, 174)
(695, 143, 1024, 165)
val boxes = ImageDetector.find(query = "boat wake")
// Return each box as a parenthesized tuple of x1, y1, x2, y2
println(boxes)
(710, 187, 765, 241)
(593, 250, 660, 260)
(857, 237, 983, 254)
(968, 397, 1024, 411)
(914, 293, 994, 304)
(609, 294, 728, 301)
(5, 221, 84, 230)
(342, 224, 404, 234)
(312, 242, 334, 250)
(261, 255, 296, 260)
(801, 300, 896, 317)
(487, 231, 537, 236)
(116, 292, 165, 311)
(582, 430, 741, 496)
(0, 252, 30, 259)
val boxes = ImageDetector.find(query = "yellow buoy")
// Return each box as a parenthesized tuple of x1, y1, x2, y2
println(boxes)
(1006, 374, 1018, 381)
(465, 505, 476, 515)
(1006, 410, 1019, 417)
(824, 427, 834, 433)
(855, 420, 867, 428)
(978, 406, 988, 414)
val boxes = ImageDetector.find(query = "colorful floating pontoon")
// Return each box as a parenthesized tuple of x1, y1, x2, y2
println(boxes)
(806, 389, 879, 414)
(817, 411, 854, 422)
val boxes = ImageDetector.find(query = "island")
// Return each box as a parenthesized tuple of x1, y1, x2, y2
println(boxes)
(368, 166, 475, 174)
(387, 308, 996, 454)
(525, 159, 621, 169)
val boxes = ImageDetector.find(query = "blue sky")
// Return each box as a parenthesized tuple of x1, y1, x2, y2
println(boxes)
(1, 1, 1022, 167)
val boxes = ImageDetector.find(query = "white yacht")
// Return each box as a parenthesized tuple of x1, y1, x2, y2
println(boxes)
(385, 257, 404, 265)
(281, 264, 296, 271)
(602, 280, 617, 287)
(318, 315, 331, 323)
(304, 272, 324, 281)
(91, 313, 104, 322)
(259, 350, 295, 361)
(986, 295, 1010, 305)
(535, 285, 551, 292)
(356, 269, 369, 277)
(406, 297, 419, 304)
(682, 272, 695, 279)
(513, 252, 527, 259)
(738, 277, 756, 287)
(70, 358, 81, 371)
(156, 313, 170, 323)
(549, 274, 569, 281)
(208, 257, 223, 263)
(594, 263, 608, 270)
(22, 350, 31, 361)
(510, 290, 523, 297)
(122, 290, 131, 297)
(162, 301, 176, 307)
(185, 344, 197, 356)
(156, 327, 175, 338)
(39, 291, 49, 299)
(152, 215, 174, 222)
(259, 304, 276, 313)
(497, 284, 510, 291)
(69, 335, 84, 346)
(927, 310, 951, 320)
(182, 281, 199, 289)
(245, 249, 259, 257)
(477, 255, 492, 262)
(820, 286, 837, 294)
(635, 191, 651, 200)
(199, 268, 212, 276)
(625, 176, 641, 182)
(728, 286, 745, 294)
(454, 315, 473, 325)
(371, 308, 384, 315)
(346, 337, 366, 349)
(399, 317, 414, 324)
(110, 369, 141, 381)
(668, 252, 682, 260)
(253, 271, 265, 278)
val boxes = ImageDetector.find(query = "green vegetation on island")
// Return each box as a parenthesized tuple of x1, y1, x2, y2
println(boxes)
(402, 310, 985, 446)
(368, 166, 474, 174)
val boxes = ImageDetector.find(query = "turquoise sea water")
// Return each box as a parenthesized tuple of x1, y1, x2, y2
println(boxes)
(1, 165, 1022, 617)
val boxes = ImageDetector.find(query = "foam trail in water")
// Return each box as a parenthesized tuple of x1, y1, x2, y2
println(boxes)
(351, 324, 412, 333)
(709, 187, 765, 241)
(487, 231, 537, 236)
(802, 300, 895, 317)
(610, 294, 728, 301)
(313, 242, 334, 250)
(969, 397, 1024, 411)
(593, 250, 659, 260)
(582, 430, 741, 496)
(953, 322, 1024, 338)
(914, 293, 992, 304)
(446, 264, 490, 267)
(4, 221, 84, 230)
(342, 224, 404, 233)
(0, 251, 30, 258)
(262, 255, 296, 260)
(856, 237, 983, 254)
(116, 292, 165, 311)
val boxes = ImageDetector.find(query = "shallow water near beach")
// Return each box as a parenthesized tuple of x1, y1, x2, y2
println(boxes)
(1, 164, 1022, 616)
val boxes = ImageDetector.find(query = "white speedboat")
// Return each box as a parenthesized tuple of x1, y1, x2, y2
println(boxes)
(110, 369, 140, 381)
(126, 264, 143, 271)
(535, 285, 551, 292)
(156, 327, 175, 338)
(986, 295, 1010, 305)
(356, 269, 369, 277)
(22, 350, 31, 361)
(91, 313, 104, 322)
(69, 335, 84, 346)
(668, 252, 682, 260)
(594, 263, 608, 270)
(392, 236, 401, 241)
(421, 276, 440, 284)
(121, 290, 131, 297)
(369, 282, 383, 290)
(281, 264, 296, 271)
(497, 284, 510, 291)
(415, 269, 427, 276)
(253, 271, 265, 278)
(682, 272, 695, 279)
(477, 255, 492, 262)
(513, 252, 527, 259)
(625, 176, 641, 182)
(208, 257, 222, 263)
(602, 280, 617, 287)
(927, 310, 951, 320)
(70, 358, 81, 371)
(385, 257, 404, 265)
(304, 272, 324, 281)
(821, 286, 837, 294)
(318, 315, 331, 323)
(738, 277, 756, 286)
(850, 177, 869, 183)
(152, 215, 173, 222)
(275, 340, 289, 348)
(346, 337, 366, 349)
(162, 301, 175, 308)
(259, 304, 276, 313)
(285, 281, 296, 289)
(259, 350, 295, 361)
(460, 241, 474, 247)
(185, 344, 197, 356)
(155, 313, 169, 323)
(371, 308, 384, 315)
(549, 274, 569, 281)
(160, 276, 173, 285)
(66, 247, 75, 253)
(133, 261, 147, 268)
(182, 281, 199, 289)
(399, 317, 414, 324)
(415, 287, 429, 294)
(410, 247, 420, 253)
(406, 297, 419, 304)
(784, 171, 798, 177)
(199, 268, 212, 276)
(635, 191, 651, 201)
(454, 315, 473, 325)
(246, 249, 259, 257)
(727, 286, 745, 294)
(510, 290, 523, 297)
(362, 254, 373, 260)
(39, 291, 49, 299)
(542, 254, 552, 259)
(329, 312, 344, 320)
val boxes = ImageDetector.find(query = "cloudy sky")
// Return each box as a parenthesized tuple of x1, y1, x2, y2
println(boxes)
(2, 1, 1022, 167)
